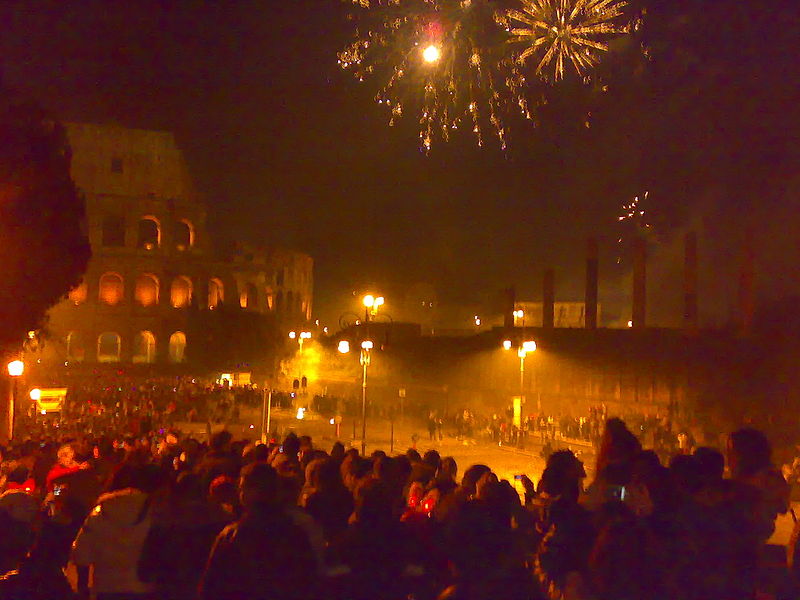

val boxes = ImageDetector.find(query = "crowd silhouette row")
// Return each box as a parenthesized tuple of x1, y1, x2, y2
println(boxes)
(0, 417, 795, 599)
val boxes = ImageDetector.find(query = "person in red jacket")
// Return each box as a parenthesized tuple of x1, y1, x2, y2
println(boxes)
(45, 444, 87, 491)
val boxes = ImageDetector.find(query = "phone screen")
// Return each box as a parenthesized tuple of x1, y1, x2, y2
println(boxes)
(608, 485, 626, 501)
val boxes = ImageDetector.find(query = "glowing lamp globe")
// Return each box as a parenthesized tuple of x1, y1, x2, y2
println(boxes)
(423, 44, 441, 63)
(29, 388, 41, 401)
(7, 360, 23, 377)
(337, 340, 351, 354)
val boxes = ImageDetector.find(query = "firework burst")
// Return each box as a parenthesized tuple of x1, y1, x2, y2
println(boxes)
(505, 0, 629, 82)
(616, 191, 653, 263)
(339, 0, 532, 151)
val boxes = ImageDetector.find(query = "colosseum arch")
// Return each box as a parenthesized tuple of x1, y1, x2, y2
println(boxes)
(138, 216, 161, 250)
(134, 273, 159, 307)
(170, 276, 193, 308)
(98, 272, 124, 306)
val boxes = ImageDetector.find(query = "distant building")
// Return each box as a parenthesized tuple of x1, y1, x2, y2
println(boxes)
(513, 302, 602, 328)
(36, 123, 312, 368)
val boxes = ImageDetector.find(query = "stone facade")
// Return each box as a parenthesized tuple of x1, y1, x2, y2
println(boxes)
(36, 123, 312, 368)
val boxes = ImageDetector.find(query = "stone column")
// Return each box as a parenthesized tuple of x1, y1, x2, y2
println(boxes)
(543, 269, 555, 329)
(632, 238, 646, 328)
(585, 238, 598, 329)
(683, 232, 698, 332)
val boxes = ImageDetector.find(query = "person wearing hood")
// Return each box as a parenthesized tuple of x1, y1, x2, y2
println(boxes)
(72, 464, 156, 600)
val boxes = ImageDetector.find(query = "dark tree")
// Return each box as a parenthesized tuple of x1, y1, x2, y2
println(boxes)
(0, 88, 90, 352)
(185, 303, 282, 375)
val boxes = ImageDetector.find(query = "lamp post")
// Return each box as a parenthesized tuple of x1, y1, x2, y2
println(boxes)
(289, 330, 312, 352)
(6, 360, 23, 442)
(503, 340, 536, 404)
(362, 294, 385, 323)
(518, 341, 537, 403)
(288, 331, 312, 403)
(339, 339, 373, 455)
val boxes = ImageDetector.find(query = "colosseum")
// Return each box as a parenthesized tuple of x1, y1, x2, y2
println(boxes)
(33, 122, 312, 370)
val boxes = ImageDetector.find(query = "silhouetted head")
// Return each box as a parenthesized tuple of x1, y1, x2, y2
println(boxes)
(461, 464, 491, 496)
(330, 441, 345, 461)
(239, 462, 279, 510)
(729, 428, 772, 479)
(595, 418, 642, 478)
(210, 430, 232, 453)
(406, 448, 422, 463)
(423, 449, 441, 470)
(693, 446, 725, 483)
(439, 456, 458, 481)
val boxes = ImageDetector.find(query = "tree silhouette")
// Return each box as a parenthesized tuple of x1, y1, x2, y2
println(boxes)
(0, 86, 90, 352)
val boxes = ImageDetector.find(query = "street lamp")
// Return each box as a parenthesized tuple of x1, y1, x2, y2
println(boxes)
(502, 340, 536, 405)
(362, 294, 385, 323)
(289, 331, 312, 405)
(517, 341, 536, 406)
(513, 309, 525, 327)
(289, 330, 311, 352)
(6, 360, 23, 442)
(339, 339, 373, 455)
(7, 360, 23, 377)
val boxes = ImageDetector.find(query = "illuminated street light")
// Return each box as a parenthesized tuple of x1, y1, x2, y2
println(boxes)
(362, 294, 385, 322)
(29, 388, 41, 401)
(422, 44, 441, 63)
(6, 360, 23, 442)
(340, 339, 374, 454)
(289, 332, 313, 407)
(513, 309, 524, 319)
(7, 360, 23, 377)
(517, 340, 537, 411)
(358, 340, 373, 454)
(502, 339, 512, 351)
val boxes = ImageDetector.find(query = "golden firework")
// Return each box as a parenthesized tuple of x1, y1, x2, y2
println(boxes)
(338, 0, 532, 151)
(506, 0, 629, 82)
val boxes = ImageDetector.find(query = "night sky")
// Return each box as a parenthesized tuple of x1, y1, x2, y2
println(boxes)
(1, 1, 797, 326)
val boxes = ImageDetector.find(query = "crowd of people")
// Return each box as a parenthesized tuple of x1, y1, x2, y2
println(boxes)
(0, 416, 796, 599)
